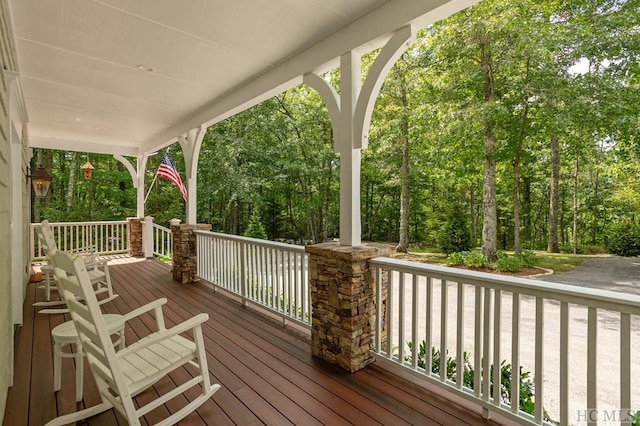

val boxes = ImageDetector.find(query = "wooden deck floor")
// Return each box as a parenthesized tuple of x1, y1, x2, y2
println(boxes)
(4, 257, 504, 426)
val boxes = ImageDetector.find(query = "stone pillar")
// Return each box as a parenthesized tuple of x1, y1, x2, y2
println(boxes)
(171, 221, 212, 284)
(127, 218, 144, 257)
(306, 242, 391, 373)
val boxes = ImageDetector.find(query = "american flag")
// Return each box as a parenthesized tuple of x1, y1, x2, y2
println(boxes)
(156, 152, 187, 201)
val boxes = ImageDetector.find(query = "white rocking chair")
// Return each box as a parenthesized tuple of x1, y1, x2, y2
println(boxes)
(34, 220, 118, 314)
(46, 249, 220, 426)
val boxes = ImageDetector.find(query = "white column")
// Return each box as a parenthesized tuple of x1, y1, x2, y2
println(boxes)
(142, 215, 154, 258)
(136, 155, 147, 218)
(338, 52, 362, 246)
(178, 126, 206, 225)
(304, 25, 414, 246)
(113, 153, 148, 218)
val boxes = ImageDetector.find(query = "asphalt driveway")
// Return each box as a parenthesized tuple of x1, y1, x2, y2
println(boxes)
(535, 255, 640, 295)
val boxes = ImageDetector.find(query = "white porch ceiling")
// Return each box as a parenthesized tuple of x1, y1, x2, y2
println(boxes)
(8, 0, 478, 157)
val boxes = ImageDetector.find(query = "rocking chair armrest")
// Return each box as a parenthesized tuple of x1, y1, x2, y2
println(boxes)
(117, 313, 209, 358)
(120, 298, 168, 324)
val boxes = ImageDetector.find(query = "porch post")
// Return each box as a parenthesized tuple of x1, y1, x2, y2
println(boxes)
(338, 51, 362, 246)
(304, 25, 414, 247)
(303, 26, 413, 372)
(114, 153, 148, 218)
(178, 125, 206, 225)
(142, 216, 154, 258)
(306, 243, 392, 372)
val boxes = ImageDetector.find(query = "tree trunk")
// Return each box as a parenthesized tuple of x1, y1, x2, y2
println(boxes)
(396, 72, 410, 253)
(513, 67, 530, 254)
(66, 152, 77, 212)
(523, 176, 532, 247)
(573, 156, 579, 254)
(480, 33, 497, 262)
(513, 159, 521, 253)
(591, 166, 599, 245)
(548, 134, 560, 253)
(470, 185, 477, 247)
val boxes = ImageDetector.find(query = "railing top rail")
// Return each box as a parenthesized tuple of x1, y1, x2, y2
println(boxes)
(30, 220, 128, 227)
(151, 223, 170, 231)
(370, 256, 640, 313)
(195, 230, 306, 253)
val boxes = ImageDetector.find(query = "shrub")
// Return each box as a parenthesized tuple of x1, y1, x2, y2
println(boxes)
(605, 221, 640, 256)
(496, 251, 538, 272)
(581, 245, 607, 255)
(496, 255, 526, 272)
(446, 251, 489, 268)
(244, 212, 268, 240)
(464, 251, 489, 268)
(445, 251, 467, 266)
(437, 206, 472, 254)
(519, 250, 538, 267)
(402, 340, 550, 419)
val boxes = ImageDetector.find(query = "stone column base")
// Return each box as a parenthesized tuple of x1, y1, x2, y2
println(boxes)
(306, 242, 391, 373)
(127, 218, 144, 257)
(171, 223, 212, 283)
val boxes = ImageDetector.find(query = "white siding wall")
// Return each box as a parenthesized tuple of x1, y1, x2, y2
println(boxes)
(0, 0, 19, 420)
(0, 59, 12, 425)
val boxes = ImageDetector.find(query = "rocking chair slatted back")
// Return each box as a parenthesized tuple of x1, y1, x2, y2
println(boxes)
(34, 220, 118, 314)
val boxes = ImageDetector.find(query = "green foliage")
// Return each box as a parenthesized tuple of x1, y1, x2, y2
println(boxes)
(605, 221, 640, 257)
(496, 250, 538, 272)
(581, 245, 608, 255)
(445, 251, 490, 268)
(445, 251, 467, 266)
(496, 254, 527, 272)
(464, 252, 489, 268)
(437, 207, 472, 254)
(244, 212, 268, 240)
(403, 341, 545, 418)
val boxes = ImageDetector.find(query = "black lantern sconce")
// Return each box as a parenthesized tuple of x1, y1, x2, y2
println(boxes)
(28, 166, 53, 198)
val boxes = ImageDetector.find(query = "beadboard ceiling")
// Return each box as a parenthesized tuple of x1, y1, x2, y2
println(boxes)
(8, 0, 478, 156)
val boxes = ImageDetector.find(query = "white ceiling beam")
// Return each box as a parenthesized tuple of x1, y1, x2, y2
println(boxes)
(30, 136, 139, 156)
(141, 0, 480, 154)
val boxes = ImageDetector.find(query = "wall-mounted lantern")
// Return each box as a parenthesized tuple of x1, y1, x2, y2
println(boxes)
(28, 166, 53, 198)
(81, 161, 95, 179)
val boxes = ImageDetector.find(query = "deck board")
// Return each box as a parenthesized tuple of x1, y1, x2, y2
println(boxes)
(4, 257, 503, 426)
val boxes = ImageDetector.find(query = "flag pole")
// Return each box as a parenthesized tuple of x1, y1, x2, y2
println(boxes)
(143, 174, 157, 203)
(144, 148, 170, 203)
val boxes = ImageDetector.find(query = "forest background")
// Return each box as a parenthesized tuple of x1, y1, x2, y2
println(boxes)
(32, 0, 640, 259)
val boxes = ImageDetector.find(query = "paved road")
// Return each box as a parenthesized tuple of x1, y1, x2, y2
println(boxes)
(531, 255, 640, 422)
(535, 255, 640, 295)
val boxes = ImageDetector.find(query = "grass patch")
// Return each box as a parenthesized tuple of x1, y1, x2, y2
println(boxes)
(401, 247, 585, 274)
(534, 252, 584, 273)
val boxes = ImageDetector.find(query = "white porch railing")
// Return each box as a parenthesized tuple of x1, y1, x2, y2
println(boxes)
(369, 257, 639, 426)
(151, 223, 172, 259)
(196, 231, 311, 326)
(30, 220, 129, 260)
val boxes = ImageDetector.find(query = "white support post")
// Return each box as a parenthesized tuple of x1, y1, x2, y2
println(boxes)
(303, 25, 414, 246)
(178, 126, 207, 225)
(113, 153, 148, 218)
(142, 216, 154, 258)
